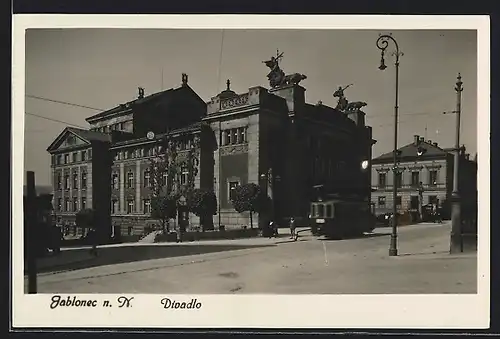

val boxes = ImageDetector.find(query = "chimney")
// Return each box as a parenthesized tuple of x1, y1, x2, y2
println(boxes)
(433, 142, 438, 147)
(414, 135, 420, 145)
(419, 137, 425, 143)
(181, 73, 188, 86)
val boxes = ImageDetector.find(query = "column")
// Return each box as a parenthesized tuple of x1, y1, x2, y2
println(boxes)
(87, 163, 92, 208)
(119, 163, 125, 213)
(135, 160, 141, 213)
(77, 166, 82, 207)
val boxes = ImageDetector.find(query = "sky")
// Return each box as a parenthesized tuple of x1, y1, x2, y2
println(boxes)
(23, 29, 477, 186)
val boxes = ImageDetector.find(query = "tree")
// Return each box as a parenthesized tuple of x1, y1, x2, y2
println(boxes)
(231, 183, 267, 229)
(75, 208, 95, 234)
(186, 188, 217, 231)
(151, 193, 179, 232)
(148, 135, 202, 232)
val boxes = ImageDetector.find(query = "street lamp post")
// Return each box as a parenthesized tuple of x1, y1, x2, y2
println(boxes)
(449, 73, 464, 253)
(376, 34, 403, 257)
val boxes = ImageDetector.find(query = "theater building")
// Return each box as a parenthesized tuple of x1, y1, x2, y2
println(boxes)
(47, 57, 376, 237)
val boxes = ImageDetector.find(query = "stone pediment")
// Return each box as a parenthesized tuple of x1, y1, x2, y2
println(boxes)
(47, 128, 91, 152)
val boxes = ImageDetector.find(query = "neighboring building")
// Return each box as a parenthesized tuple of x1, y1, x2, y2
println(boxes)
(371, 134, 478, 218)
(47, 57, 376, 237)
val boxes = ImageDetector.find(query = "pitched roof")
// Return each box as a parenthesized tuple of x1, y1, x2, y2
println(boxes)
(67, 127, 111, 143)
(373, 140, 449, 162)
(85, 84, 205, 123)
(46, 127, 111, 152)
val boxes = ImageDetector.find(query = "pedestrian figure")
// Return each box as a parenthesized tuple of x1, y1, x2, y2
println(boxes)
(268, 220, 278, 238)
(289, 217, 296, 239)
(89, 228, 98, 257)
(176, 225, 183, 243)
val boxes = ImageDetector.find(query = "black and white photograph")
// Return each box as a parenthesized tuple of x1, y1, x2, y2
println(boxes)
(12, 15, 490, 329)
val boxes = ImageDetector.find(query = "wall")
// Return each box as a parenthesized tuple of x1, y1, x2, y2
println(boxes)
(371, 158, 449, 212)
(210, 111, 260, 229)
(91, 141, 112, 240)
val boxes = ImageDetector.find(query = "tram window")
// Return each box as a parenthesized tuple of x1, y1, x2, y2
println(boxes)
(326, 204, 333, 218)
(311, 204, 316, 217)
(317, 204, 325, 218)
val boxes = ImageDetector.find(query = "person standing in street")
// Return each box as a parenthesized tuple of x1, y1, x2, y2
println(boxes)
(89, 227, 98, 257)
(289, 217, 296, 239)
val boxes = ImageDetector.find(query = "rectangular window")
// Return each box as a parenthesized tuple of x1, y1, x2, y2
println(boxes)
(81, 197, 86, 210)
(111, 200, 119, 214)
(411, 172, 420, 187)
(127, 199, 134, 214)
(395, 172, 402, 188)
(144, 170, 151, 187)
(378, 196, 386, 207)
(180, 166, 189, 185)
(228, 181, 239, 201)
(56, 155, 62, 165)
(64, 154, 69, 164)
(317, 204, 325, 218)
(57, 173, 62, 190)
(72, 172, 78, 189)
(57, 198, 62, 211)
(143, 199, 151, 214)
(162, 171, 168, 187)
(127, 172, 134, 188)
(64, 175, 70, 190)
(225, 130, 231, 146)
(326, 204, 333, 218)
(112, 173, 119, 189)
(73, 197, 78, 211)
(429, 170, 438, 186)
(72, 152, 78, 162)
(119, 122, 124, 130)
(231, 129, 238, 145)
(81, 150, 86, 161)
(378, 173, 386, 188)
(88, 149, 92, 159)
(81, 172, 87, 189)
(238, 127, 247, 143)
(65, 198, 70, 212)
(410, 196, 419, 209)
(395, 196, 402, 208)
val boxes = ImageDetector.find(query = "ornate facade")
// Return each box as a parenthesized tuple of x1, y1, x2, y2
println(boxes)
(47, 55, 376, 238)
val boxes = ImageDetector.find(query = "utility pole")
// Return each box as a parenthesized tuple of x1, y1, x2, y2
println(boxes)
(450, 73, 464, 254)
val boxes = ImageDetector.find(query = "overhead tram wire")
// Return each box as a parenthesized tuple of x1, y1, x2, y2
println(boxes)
(25, 111, 88, 129)
(26, 94, 105, 112)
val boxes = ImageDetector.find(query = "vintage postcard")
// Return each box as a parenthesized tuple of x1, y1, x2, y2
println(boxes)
(12, 14, 490, 329)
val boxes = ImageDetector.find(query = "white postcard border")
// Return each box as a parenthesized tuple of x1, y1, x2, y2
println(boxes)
(12, 14, 490, 329)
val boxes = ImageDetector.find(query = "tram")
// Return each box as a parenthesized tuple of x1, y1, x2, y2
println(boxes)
(310, 196, 376, 239)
